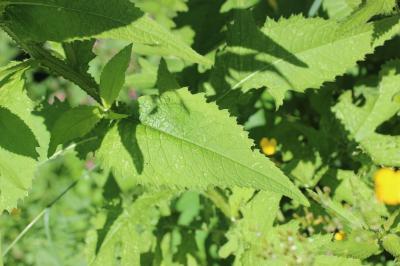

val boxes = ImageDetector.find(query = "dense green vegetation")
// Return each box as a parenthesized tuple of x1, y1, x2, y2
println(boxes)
(1, 0, 400, 265)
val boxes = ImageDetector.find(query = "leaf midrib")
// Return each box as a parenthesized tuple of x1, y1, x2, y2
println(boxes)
(230, 21, 375, 90)
(140, 122, 303, 202)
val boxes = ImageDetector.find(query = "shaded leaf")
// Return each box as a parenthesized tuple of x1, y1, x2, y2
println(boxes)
(48, 106, 103, 156)
(86, 191, 173, 266)
(1, 0, 211, 65)
(333, 60, 400, 166)
(0, 67, 49, 212)
(211, 10, 400, 107)
(156, 58, 180, 94)
(0, 107, 39, 159)
(62, 39, 96, 74)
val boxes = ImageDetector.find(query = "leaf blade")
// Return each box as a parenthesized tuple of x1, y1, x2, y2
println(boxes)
(100, 44, 132, 109)
(48, 106, 103, 156)
(1, 0, 211, 65)
(97, 88, 308, 205)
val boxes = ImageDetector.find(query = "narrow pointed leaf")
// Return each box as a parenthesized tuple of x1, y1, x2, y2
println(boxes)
(156, 58, 180, 94)
(100, 44, 132, 109)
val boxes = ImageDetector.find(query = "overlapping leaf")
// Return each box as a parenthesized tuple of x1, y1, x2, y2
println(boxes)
(86, 191, 173, 266)
(220, 191, 362, 265)
(100, 44, 132, 108)
(219, 190, 281, 264)
(0, 0, 211, 65)
(333, 60, 400, 166)
(48, 106, 103, 156)
(211, 8, 400, 107)
(0, 65, 49, 212)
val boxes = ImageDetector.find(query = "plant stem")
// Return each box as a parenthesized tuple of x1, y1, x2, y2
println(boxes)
(308, 0, 323, 17)
(2, 209, 47, 257)
(27, 43, 101, 103)
(0, 25, 101, 103)
(39, 136, 98, 166)
(1, 166, 97, 258)
(205, 188, 233, 219)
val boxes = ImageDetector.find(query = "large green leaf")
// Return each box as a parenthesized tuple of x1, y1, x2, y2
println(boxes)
(333, 60, 400, 166)
(0, 66, 49, 212)
(211, 10, 400, 106)
(97, 88, 308, 205)
(0, 0, 211, 66)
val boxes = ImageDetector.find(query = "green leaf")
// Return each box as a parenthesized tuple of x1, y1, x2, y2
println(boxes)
(220, 0, 259, 12)
(97, 88, 309, 205)
(341, 0, 397, 30)
(333, 60, 400, 166)
(1, 0, 211, 65)
(48, 106, 103, 156)
(62, 39, 96, 74)
(0, 108, 39, 159)
(156, 58, 180, 94)
(382, 234, 400, 257)
(86, 191, 173, 266)
(321, 230, 380, 259)
(0, 67, 49, 212)
(313, 255, 362, 266)
(323, 0, 362, 20)
(219, 190, 281, 261)
(211, 10, 400, 106)
(0, 236, 3, 266)
(100, 44, 132, 109)
(333, 171, 387, 229)
(308, 190, 367, 231)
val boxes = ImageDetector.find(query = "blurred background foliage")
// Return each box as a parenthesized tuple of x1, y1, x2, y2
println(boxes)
(1, 0, 400, 265)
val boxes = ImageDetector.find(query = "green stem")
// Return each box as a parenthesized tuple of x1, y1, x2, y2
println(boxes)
(2, 209, 47, 257)
(204, 188, 233, 219)
(39, 136, 98, 166)
(2, 167, 97, 258)
(0, 25, 101, 103)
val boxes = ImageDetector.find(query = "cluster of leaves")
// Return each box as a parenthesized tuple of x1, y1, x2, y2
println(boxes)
(0, 0, 400, 265)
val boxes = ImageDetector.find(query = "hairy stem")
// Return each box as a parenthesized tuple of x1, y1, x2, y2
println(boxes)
(0, 25, 101, 103)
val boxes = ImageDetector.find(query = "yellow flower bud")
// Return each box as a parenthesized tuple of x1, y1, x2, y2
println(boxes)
(334, 231, 346, 241)
(374, 168, 400, 205)
(260, 137, 277, 156)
